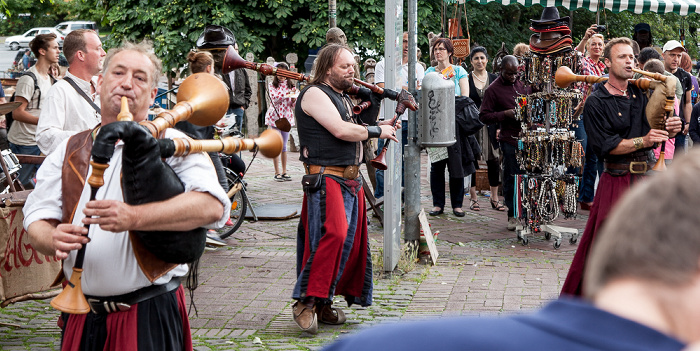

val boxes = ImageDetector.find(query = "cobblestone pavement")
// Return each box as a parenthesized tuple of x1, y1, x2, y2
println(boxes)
(0, 151, 587, 350)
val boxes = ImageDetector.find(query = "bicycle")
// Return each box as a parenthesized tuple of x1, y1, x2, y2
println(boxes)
(214, 142, 260, 239)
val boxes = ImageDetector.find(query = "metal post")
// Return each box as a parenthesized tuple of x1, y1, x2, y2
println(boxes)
(405, 0, 420, 245)
(329, 0, 337, 28)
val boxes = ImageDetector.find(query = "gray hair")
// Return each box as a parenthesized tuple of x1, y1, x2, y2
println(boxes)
(103, 41, 162, 88)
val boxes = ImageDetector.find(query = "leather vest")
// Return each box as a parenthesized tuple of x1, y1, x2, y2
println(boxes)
(295, 83, 361, 166)
(60, 128, 177, 283)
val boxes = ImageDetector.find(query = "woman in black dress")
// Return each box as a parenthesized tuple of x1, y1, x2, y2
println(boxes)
(468, 46, 505, 212)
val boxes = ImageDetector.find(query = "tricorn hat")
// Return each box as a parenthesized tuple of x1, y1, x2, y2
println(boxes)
(531, 7, 570, 24)
(196, 25, 236, 50)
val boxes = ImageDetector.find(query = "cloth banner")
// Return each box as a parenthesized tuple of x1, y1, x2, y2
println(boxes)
(0, 206, 61, 306)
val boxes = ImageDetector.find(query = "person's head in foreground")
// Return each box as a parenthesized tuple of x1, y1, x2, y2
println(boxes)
(322, 148, 700, 351)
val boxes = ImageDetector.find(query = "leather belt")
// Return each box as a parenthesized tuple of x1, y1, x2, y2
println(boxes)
(604, 161, 650, 175)
(306, 164, 359, 179)
(85, 277, 181, 314)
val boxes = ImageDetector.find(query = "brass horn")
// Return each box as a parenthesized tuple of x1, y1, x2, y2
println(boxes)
(554, 66, 609, 89)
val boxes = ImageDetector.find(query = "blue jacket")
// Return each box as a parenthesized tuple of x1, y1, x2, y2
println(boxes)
(322, 298, 684, 351)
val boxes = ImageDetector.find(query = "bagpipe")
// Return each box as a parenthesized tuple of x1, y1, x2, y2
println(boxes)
(221, 45, 418, 170)
(50, 73, 283, 314)
(555, 66, 676, 171)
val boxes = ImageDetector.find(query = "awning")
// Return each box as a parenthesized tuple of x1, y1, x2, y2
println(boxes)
(448, 0, 700, 15)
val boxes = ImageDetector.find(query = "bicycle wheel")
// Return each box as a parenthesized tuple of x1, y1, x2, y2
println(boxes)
(217, 168, 248, 239)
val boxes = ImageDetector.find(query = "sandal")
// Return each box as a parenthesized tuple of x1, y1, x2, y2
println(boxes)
(274, 174, 284, 182)
(469, 199, 480, 211)
(281, 173, 292, 181)
(317, 303, 346, 325)
(490, 199, 506, 211)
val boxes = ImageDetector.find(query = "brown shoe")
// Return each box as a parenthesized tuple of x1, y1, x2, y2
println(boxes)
(292, 301, 318, 334)
(317, 304, 346, 325)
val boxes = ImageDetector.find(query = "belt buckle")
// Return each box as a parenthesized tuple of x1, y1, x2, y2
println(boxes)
(343, 165, 358, 179)
(629, 161, 647, 174)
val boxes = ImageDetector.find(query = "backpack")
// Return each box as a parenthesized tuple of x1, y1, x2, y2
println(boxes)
(6, 71, 56, 131)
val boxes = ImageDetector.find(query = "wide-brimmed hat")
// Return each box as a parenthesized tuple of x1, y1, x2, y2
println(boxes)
(531, 7, 570, 24)
(529, 33, 573, 52)
(634, 23, 651, 33)
(196, 25, 236, 49)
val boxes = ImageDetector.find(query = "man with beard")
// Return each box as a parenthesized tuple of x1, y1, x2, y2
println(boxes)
(561, 37, 682, 296)
(479, 55, 531, 231)
(292, 43, 398, 334)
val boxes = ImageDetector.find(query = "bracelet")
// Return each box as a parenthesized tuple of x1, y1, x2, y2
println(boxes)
(633, 137, 644, 150)
(366, 125, 382, 139)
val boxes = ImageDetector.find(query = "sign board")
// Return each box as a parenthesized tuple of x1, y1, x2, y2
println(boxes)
(418, 209, 438, 265)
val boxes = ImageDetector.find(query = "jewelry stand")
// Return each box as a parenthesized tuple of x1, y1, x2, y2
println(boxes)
(514, 50, 583, 249)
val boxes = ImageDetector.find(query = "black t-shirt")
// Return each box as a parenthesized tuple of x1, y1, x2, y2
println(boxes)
(672, 68, 692, 122)
(583, 83, 650, 161)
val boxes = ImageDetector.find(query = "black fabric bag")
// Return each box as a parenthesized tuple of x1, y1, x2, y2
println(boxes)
(455, 96, 484, 136)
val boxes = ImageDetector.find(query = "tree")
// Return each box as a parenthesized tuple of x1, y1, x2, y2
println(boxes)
(66, 0, 700, 74)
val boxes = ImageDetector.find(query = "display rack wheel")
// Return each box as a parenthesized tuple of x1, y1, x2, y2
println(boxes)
(569, 235, 578, 244)
(544, 232, 551, 240)
(553, 239, 561, 249)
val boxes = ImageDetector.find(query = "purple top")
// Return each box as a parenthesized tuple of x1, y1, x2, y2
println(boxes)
(478, 76, 531, 147)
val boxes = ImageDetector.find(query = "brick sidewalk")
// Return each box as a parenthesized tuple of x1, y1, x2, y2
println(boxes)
(0, 151, 586, 350)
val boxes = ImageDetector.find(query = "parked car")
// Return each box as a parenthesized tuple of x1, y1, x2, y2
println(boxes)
(55, 21, 98, 35)
(5, 27, 65, 51)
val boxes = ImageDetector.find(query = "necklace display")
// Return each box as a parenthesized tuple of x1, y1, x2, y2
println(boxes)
(512, 48, 584, 234)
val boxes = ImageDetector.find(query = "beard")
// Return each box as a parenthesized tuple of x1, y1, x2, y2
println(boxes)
(328, 72, 353, 91)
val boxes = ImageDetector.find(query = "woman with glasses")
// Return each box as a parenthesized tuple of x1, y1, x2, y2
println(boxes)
(425, 38, 473, 218)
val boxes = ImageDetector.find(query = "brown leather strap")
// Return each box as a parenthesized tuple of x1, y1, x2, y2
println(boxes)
(62, 128, 96, 224)
(604, 161, 650, 174)
(306, 164, 359, 179)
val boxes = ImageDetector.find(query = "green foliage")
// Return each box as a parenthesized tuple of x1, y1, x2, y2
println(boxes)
(15, 0, 700, 75)
(0, 0, 67, 36)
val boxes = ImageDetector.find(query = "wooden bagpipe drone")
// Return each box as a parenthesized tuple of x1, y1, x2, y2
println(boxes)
(221, 45, 418, 170)
(555, 66, 677, 172)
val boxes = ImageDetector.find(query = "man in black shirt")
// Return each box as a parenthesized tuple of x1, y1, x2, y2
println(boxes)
(663, 40, 692, 156)
(562, 37, 682, 296)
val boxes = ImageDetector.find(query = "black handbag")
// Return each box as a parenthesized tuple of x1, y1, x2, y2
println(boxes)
(455, 96, 484, 136)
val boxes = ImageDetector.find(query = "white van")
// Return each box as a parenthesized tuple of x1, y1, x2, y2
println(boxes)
(55, 21, 98, 35)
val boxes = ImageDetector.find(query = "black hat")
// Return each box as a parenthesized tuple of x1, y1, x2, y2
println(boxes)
(531, 7, 570, 24)
(196, 25, 236, 49)
(634, 23, 651, 33)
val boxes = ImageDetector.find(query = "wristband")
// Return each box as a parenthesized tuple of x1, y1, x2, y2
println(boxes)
(633, 137, 644, 150)
(366, 125, 382, 139)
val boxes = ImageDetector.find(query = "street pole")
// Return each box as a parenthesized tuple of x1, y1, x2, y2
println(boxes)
(405, 0, 420, 247)
(329, 0, 337, 28)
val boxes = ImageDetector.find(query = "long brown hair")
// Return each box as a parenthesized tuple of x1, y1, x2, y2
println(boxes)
(273, 62, 294, 89)
(310, 43, 351, 85)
